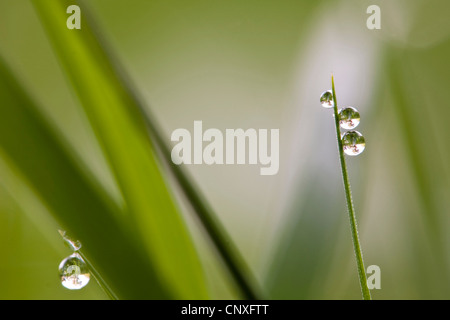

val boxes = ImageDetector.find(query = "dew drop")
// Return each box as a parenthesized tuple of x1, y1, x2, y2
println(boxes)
(342, 131, 365, 156)
(59, 253, 90, 290)
(58, 229, 82, 251)
(338, 107, 360, 129)
(320, 90, 334, 108)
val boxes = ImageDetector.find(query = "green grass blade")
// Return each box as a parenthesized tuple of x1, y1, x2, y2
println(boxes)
(0, 56, 170, 299)
(32, 0, 261, 299)
(387, 50, 450, 291)
(31, 0, 209, 299)
(331, 75, 371, 300)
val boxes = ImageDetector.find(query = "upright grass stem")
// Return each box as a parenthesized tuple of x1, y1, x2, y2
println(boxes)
(331, 75, 371, 300)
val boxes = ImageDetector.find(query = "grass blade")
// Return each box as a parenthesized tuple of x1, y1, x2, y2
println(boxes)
(0, 56, 170, 299)
(32, 0, 261, 299)
(31, 0, 210, 299)
(331, 75, 371, 300)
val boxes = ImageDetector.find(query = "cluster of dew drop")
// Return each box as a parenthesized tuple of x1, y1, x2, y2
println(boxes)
(320, 90, 365, 156)
(58, 230, 90, 290)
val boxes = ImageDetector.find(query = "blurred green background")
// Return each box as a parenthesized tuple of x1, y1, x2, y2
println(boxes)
(1, 0, 450, 299)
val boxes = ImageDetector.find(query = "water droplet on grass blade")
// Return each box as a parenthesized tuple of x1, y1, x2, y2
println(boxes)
(320, 90, 334, 108)
(339, 107, 360, 129)
(342, 131, 365, 156)
(59, 253, 90, 290)
(58, 229, 82, 251)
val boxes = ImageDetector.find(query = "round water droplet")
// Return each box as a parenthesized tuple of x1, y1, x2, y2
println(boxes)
(342, 131, 365, 156)
(59, 253, 90, 290)
(338, 107, 360, 129)
(320, 90, 334, 108)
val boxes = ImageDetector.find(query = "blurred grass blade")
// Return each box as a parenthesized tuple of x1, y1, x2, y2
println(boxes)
(32, 0, 209, 299)
(388, 52, 439, 238)
(0, 56, 170, 299)
(388, 49, 449, 288)
(32, 0, 261, 299)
